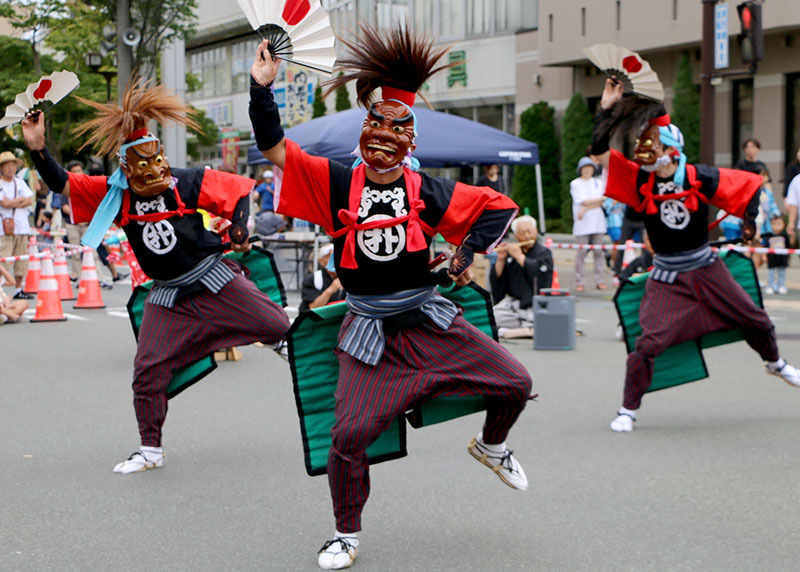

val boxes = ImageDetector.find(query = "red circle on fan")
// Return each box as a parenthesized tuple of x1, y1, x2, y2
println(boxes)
(283, 0, 311, 25)
(33, 79, 53, 100)
(622, 56, 642, 74)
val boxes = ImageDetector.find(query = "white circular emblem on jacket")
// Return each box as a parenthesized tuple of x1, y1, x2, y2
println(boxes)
(143, 220, 178, 254)
(357, 214, 406, 261)
(660, 199, 690, 230)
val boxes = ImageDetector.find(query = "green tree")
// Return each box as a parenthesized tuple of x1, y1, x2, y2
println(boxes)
(335, 72, 351, 111)
(512, 102, 559, 223)
(312, 84, 326, 118)
(186, 105, 220, 161)
(559, 92, 594, 225)
(671, 51, 701, 164)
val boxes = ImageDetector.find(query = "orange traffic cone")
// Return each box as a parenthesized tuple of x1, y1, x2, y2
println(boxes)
(23, 237, 41, 294)
(121, 240, 149, 289)
(552, 268, 561, 290)
(31, 254, 66, 322)
(74, 249, 106, 309)
(621, 239, 636, 271)
(53, 240, 76, 300)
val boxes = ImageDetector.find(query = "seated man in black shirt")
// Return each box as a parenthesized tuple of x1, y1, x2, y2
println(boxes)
(490, 215, 553, 338)
(299, 244, 346, 311)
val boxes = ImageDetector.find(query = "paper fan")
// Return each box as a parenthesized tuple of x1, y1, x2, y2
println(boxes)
(235, 0, 337, 75)
(0, 71, 80, 129)
(582, 43, 664, 102)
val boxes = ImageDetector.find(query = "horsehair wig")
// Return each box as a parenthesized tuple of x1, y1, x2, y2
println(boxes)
(73, 80, 200, 156)
(322, 20, 457, 108)
(594, 95, 668, 143)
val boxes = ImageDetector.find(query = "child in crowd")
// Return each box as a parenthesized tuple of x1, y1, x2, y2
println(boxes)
(0, 265, 28, 324)
(765, 215, 789, 295)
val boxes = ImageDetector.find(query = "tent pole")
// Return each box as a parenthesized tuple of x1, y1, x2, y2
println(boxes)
(535, 163, 546, 234)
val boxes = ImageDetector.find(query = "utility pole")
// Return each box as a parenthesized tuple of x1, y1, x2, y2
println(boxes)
(116, 0, 133, 103)
(700, 0, 716, 166)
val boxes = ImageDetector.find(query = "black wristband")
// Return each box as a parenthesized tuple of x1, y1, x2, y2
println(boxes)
(249, 76, 285, 151)
(30, 147, 68, 193)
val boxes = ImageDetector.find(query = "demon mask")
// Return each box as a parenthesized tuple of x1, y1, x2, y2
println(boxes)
(121, 138, 172, 197)
(359, 101, 416, 172)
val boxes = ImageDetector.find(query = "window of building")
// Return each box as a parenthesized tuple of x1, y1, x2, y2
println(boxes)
(786, 73, 800, 178)
(413, 0, 434, 34)
(440, 0, 465, 37)
(188, 45, 229, 100)
(732, 78, 754, 166)
(548, 13, 553, 42)
(467, 0, 491, 35)
(323, 0, 357, 38)
(581, 7, 586, 36)
(496, 0, 538, 32)
(375, 0, 409, 30)
(231, 38, 259, 94)
(616, 1, 621, 31)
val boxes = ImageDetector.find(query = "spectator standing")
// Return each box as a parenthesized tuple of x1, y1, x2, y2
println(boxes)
(0, 151, 34, 299)
(490, 215, 552, 338)
(785, 173, 800, 245)
(571, 156, 607, 291)
(299, 244, 346, 311)
(765, 215, 789, 295)
(255, 169, 275, 212)
(735, 138, 769, 176)
(752, 169, 782, 270)
(476, 163, 506, 195)
(784, 146, 800, 198)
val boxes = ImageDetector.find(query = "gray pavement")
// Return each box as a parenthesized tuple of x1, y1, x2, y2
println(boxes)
(3, 253, 800, 572)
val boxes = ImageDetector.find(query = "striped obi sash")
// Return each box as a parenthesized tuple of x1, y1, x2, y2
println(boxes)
(148, 253, 236, 308)
(651, 244, 717, 284)
(340, 286, 458, 365)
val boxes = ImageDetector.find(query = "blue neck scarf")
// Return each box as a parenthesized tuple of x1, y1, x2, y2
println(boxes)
(658, 126, 687, 188)
(81, 135, 158, 248)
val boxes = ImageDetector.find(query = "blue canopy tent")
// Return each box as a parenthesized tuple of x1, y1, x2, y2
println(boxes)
(248, 107, 545, 228)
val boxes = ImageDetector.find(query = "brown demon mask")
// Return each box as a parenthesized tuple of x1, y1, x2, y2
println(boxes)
(633, 125, 665, 166)
(359, 100, 416, 171)
(121, 138, 172, 197)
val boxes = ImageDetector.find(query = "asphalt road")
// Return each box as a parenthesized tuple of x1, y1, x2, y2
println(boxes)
(3, 252, 800, 572)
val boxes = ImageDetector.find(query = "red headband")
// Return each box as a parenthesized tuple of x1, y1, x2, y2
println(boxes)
(650, 114, 671, 127)
(381, 86, 416, 107)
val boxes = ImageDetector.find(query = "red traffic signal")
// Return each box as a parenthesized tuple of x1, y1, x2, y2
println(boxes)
(737, 1, 764, 64)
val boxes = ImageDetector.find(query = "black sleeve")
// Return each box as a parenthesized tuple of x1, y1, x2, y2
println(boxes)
(694, 164, 721, 200)
(29, 147, 68, 193)
(525, 245, 554, 293)
(590, 108, 614, 156)
(228, 194, 250, 244)
(249, 77, 285, 151)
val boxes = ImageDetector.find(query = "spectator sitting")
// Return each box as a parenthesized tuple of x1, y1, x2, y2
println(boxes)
(0, 264, 28, 323)
(299, 244, 346, 311)
(490, 215, 553, 338)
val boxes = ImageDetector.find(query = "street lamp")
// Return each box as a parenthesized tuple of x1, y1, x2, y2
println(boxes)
(84, 51, 118, 174)
(84, 51, 116, 104)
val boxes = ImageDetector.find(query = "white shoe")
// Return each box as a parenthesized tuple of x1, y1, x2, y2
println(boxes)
(615, 324, 624, 341)
(610, 411, 635, 432)
(765, 287, 775, 295)
(318, 537, 358, 570)
(112, 450, 164, 473)
(778, 286, 788, 295)
(766, 359, 800, 387)
(467, 436, 528, 491)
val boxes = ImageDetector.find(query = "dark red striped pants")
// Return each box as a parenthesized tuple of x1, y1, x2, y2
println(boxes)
(132, 263, 289, 446)
(623, 258, 778, 410)
(329, 312, 533, 533)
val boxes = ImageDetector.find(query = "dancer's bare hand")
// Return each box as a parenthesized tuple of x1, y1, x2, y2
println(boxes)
(250, 40, 280, 87)
(450, 267, 473, 286)
(600, 78, 624, 110)
(21, 111, 46, 150)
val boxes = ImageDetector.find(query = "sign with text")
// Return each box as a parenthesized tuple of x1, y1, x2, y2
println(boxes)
(715, 3, 729, 69)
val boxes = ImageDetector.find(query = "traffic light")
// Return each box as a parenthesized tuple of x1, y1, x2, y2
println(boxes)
(737, 1, 764, 64)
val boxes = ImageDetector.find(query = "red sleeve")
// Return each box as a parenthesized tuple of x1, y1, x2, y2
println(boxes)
(604, 149, 643, 208)
(709, 168, 761, 217)
(275, 139, 335, 232)
(435, 182, 518, 248)
(67, 172, 109, 224)
(197, 170, 255, 219)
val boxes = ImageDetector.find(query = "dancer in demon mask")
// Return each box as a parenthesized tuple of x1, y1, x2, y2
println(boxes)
(249, 23, 533, 570)
(22, 84, 289, 473)
(592, 78, 800, 433)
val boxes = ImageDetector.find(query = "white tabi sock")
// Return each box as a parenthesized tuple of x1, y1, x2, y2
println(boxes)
(334, 530, 359, 548)
(477, 432, 506, 454)
(618, 406, 637, 419)
(767, 358, 785, 370)
(140, 446, 163, 461)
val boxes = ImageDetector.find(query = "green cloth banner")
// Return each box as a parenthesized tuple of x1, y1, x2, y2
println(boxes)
(288, 282, 498, 476)
(613, 250, 762, 393)
(126, 247, 287, 398)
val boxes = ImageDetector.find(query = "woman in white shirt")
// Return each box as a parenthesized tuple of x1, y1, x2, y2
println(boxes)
(570, 157, 607, 291)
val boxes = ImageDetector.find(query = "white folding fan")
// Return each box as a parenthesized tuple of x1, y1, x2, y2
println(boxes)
(235, 0, 337, 75)
(582, 43, 664, 102)
(0, 71, 80, 129)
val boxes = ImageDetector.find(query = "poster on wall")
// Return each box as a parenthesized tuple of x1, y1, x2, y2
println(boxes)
(221, 127, 239, 170)
(275, 64, 317, 127)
